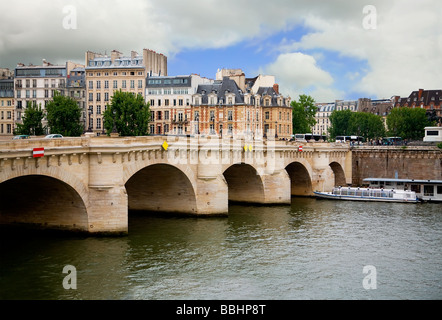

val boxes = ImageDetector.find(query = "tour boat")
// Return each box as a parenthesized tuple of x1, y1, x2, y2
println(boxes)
(314, 186, 420, 203)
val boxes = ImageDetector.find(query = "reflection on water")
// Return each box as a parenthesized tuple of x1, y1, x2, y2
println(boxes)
(1, 198, 441, 300)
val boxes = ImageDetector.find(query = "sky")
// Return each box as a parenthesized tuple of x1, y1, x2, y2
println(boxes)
(0, 0, 441, 103)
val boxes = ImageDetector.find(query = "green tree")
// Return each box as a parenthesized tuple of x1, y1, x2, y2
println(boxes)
(103, 90, 151, 136)
(386, 107, 433, 140)
(292, 94, 317, 134)
(328, 109, 353, 139)
(46, 92, 84, 136)
(347, 112, 386, 141)
(14, 101, 45, 136)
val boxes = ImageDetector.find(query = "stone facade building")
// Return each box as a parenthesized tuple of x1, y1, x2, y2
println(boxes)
(14, 60, 68, 134)
(145, 74, 213, 135)
(85, 49, 167, 134)
(192, 72, 292, 140)
(0, 77, 14, 136)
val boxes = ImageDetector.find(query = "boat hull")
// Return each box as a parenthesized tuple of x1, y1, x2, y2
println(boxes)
(314, 191, 420, 203)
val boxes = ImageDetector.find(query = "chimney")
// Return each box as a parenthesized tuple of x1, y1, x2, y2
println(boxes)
(418, 89, 424, 100)
(273, 83, 279, 94)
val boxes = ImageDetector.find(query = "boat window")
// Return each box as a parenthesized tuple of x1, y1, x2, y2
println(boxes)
(362, 190, 370, 197)
(437, 186, 442, 194)
(424, 185, 434, 197)
(411, 185, 421, 193)
(341, 190, 348, 196)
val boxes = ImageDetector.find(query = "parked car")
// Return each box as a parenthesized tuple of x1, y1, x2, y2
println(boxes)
(13, 135, 30, 140)
(45, 134, 63, 139)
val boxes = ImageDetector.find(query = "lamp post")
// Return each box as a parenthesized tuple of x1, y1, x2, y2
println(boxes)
(112, 109, 117, 134)
(88, 107, 93, 132)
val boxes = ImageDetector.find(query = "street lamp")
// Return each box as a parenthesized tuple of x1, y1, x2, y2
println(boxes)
(112, 109, 117, 134)
(88, 107, 93, 132)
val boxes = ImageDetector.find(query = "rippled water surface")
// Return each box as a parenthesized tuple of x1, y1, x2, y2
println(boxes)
(1, 198, 441, 300)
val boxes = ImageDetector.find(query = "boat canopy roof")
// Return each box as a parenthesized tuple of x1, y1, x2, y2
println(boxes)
(363, 178, 442, 184)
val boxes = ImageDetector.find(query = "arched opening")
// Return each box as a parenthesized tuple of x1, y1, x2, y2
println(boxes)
(285, 162, 313, 196)
(125, 164, 197, 214)
(223, 163, 265, 203)
(0, 175, 88, 231)
(329, 162, 346, 187)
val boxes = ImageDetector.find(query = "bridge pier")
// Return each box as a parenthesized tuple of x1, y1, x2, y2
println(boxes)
(87, 186, 128, 235)
(261, 170, 291, 204)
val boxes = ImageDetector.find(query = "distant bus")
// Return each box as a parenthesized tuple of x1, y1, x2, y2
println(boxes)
(336, 135, 365, 144)
(294, 133, 326, 142)
(382, 137, 402, 145)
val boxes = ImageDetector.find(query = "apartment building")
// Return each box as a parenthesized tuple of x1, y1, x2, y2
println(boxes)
(0, 77, 14, 136)
(146, 74, 213, 135)
(191, 72, 292, 140)
(393, 89, 442, 126)
(66, 64, 87, 131)
(85, 49, 167, 134)
(14, 60, 67, 133)
(313, 102, 335, 136)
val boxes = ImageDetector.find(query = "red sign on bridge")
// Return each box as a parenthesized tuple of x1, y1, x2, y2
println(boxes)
(33, 148, 45, 158)
(298, 146, 303, 152)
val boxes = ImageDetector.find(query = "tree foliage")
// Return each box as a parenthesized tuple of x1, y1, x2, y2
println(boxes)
(329, 110, 386, 140)
(14, 101, 45, 136)
(46, 92, 84, 136)
(329, 109, 353, 139)
(386, 107, 433, 140)
(103, 90, 151, 136)
(291, 94, 317, 134)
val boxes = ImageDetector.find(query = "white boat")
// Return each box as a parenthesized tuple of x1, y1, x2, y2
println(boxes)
(314, 187, 420, 203)
(363, 178, 442, 203)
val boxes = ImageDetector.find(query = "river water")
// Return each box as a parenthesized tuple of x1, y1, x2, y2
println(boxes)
(0, 198, 441, 300)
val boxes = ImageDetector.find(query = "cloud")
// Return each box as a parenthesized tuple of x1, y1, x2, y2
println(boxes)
(0, 0, 440, 101)
(279, 0, 442, 98)
(262, 52, 341, 102)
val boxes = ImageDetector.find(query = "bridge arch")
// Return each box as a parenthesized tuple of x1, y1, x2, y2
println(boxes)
(124, 163, 197, 214)
(223, 163, 265, 203)
(329, 161, 347, 187)
(0, 173, 89, 231)
(285, 161, 313, 196)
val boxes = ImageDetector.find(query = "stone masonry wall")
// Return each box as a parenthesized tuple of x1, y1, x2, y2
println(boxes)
(352, 146, 442, 186)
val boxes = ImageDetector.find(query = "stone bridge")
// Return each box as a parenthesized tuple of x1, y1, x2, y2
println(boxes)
(0, 136, 351, 235)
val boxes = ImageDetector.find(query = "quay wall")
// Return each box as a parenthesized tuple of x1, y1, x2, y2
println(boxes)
(351, 146, 442, 186)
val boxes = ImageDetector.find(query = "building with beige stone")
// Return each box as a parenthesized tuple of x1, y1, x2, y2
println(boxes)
(85, 49, 167, 134)
(0, 76, 14, 136)
(146, 74, 213, 135)
(192, 70, 292, 139)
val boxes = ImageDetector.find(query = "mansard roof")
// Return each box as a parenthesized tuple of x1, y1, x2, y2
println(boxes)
(196, 77, 244, 104)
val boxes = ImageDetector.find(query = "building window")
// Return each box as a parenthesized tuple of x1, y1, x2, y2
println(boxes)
(130, 80, 135, 89)
(122, 80, 126, 89)
(138, 80, 143, 88)
(265, 111, 270, 120)
(178, 112, 183, 122)
(97, 105, 101, 115)
(89, 81, 93, 89)
(96, 93, 101, 101)
(105, 92, 109, 102)
(96, 81, 101, 89)
(113, 80, 118, 89)
(164, 110, 169, 120)
(104, 81, 109, 89)
(210, 110, 215, 121)
(96, 118, 101, 130)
